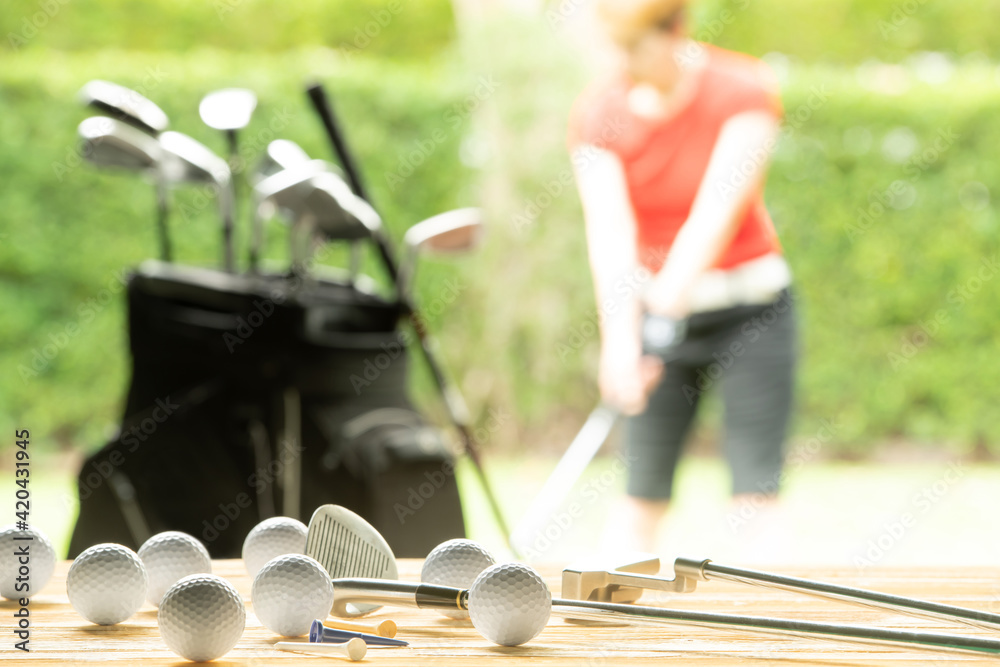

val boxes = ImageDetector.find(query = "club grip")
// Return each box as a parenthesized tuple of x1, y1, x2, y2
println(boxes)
(641, 314, 687, 358)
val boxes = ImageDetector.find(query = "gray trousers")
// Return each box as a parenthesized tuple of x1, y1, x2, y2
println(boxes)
(625, 289, 798, 499)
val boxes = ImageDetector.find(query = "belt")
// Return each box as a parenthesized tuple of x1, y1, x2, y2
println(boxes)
(686, 253, 792, 313)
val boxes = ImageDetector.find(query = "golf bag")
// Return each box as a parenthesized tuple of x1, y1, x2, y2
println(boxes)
(68, 262, 465, 558)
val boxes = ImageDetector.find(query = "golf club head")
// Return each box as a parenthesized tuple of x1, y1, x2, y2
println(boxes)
(305, 505, 398, 617)
(79, 80, 169, 136)
(398, 207, 484, 299)
(159, 131, 231, 187)
(78, 116, 162, 171)
(308, 172, 379, 240)
(252, 139, 312, 184)
(404, 208, 485, 254)
(253, 159, 330, 216)
(198, 88, 257, 131)
(562, 554, 662, 604)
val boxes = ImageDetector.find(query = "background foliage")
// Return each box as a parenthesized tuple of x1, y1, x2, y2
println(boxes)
(2, 0, 998, 457)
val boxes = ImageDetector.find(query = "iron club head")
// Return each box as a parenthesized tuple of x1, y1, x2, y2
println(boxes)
(305, 504, 398, 617)
(79, 80, 169, 136)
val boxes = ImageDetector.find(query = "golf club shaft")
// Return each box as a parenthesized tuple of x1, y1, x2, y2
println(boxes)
(676, 557, 1000, 633)
(305, 82, 515, 554)
(332, 579, 469, 611)
(226, 129, 240, 273)
(512, 403, 619, 547)
(330, 579, 1000, 656)
(552, 598, 1000, 657)
(155, 179, 171, 262)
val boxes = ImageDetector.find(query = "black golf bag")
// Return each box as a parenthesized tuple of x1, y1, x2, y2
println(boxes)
(69, 262, 465, 558)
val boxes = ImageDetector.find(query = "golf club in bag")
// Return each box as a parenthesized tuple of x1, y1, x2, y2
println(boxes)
(69, 81, 480, 558)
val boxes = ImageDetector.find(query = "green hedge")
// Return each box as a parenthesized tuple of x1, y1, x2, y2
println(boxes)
(3, 16, 1000, 457)
(453, 18, 1000, 455)
(681, 0, 999, 63)
(0, 49, 477, 449)
(2, 0, 454, 59)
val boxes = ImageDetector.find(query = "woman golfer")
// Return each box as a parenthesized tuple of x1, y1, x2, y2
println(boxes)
(570, 0, 797, 552)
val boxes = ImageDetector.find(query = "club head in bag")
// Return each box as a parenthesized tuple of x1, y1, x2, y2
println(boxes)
(305, 504, 398, 617)
(79, 80, 169, 136)
(78, 117, 172, 261)
(308, 172, 379, 241)
(398, 207, 485, 298)
(78, 116, 162, 170)
(252, 139, 312, 185)
(198, 88, 257, 132)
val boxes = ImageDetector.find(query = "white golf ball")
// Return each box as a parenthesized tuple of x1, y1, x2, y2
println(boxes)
(138, 531, 212, 607)
(469, 562, 551, 646)
(242, 517, 307, 577)
(251, 554, 334, 637)
(422, 539, 496, 620)
(159, 573, 245, 662)
(67, 543, 148, 625)
(0, 524, 56, 600)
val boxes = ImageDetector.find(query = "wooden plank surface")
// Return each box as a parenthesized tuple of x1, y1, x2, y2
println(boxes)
(2, 559, 999, 665)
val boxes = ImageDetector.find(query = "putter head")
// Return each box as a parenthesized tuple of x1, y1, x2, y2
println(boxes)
(305, 505, 398, 617)
(199, 88, 257, 131)
(79, 80, 169, 136)
(562, 553, 689, 603)
(159, 131, 231, 187)
(78, 116, 162, 171)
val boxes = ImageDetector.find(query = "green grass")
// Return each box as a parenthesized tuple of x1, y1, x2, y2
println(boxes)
(460, 451, 1000, 568)
(9, 448, 998, 569)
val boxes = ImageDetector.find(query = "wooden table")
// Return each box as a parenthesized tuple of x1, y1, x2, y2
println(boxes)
(3, 559, 998, 665)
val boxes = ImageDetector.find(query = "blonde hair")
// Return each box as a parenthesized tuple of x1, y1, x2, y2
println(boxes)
(596, 0, 689, 47)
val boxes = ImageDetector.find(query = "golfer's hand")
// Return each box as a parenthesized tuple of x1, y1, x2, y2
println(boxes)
(599, 349, 664, 416)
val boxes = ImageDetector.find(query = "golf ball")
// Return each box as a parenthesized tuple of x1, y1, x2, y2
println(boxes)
(469, 562, 551, 646)
(252, 554, 334, 637)
(67, 543, 148, 625)
(138, 531, 212, 607)
(242, 516, 307, 577)
(422, 539, 496, 620)
(159, 574, 245, 662)
(0, 524, 56, 600)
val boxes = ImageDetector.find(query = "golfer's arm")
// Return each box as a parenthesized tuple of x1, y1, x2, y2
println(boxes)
(573, 146, 642, 354)
(646, 111, 780, 317)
